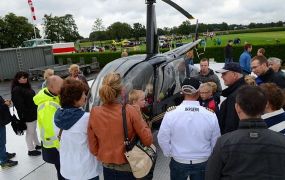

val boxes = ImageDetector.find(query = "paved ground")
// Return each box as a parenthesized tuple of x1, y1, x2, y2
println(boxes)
(0, 62, 225, 180)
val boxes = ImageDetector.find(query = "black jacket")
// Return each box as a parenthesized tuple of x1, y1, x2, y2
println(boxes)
(11, 85, 37, 122)
(258, 68, 285, 88)
(206, 119, 285, 180)
(0, 96, 10, 127)
(219, 77, 245, 134)
(224, 44, 233, 59)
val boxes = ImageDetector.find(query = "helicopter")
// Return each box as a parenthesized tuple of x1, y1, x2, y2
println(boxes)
(88, 0, 202, 128)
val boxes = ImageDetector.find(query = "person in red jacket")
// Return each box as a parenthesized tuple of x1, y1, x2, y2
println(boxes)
(199, 82, 219, 113)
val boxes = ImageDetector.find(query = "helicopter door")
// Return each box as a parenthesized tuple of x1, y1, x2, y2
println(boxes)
(153, 58, 186, 118)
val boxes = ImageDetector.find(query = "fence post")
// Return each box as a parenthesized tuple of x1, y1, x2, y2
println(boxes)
(80, 57, 85, 64)
(67, 58, 72, 64)
(58, 58, 64, 65)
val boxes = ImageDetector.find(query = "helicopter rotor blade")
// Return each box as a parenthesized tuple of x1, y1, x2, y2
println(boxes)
(163, 39, 201, 60)
(161, 0, 194, 19)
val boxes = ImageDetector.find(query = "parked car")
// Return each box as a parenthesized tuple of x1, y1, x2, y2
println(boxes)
(92, 46, 104, 52)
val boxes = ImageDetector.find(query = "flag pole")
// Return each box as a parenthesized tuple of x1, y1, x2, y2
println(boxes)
(28, 0, 37, 39)
(33, 25, 37, 39)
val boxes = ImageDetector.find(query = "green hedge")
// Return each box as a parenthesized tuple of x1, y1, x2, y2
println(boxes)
(54, 50, 146, 68)
(196, 44, 285, 64)
(214, 27, 285, 36)
(55, 44, 285, 68)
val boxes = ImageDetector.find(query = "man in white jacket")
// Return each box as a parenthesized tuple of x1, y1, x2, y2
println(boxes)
(158, 77, 220, 180)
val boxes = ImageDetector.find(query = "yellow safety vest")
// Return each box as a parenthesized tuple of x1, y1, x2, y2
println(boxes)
(33, 88, 61, 148)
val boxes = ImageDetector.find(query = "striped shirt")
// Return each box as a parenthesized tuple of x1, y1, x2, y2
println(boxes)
(262, 109, 285, 134)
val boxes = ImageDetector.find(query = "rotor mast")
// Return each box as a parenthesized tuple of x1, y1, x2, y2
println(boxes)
(145, 0, 195, 60)
(146, 0, 158, 59)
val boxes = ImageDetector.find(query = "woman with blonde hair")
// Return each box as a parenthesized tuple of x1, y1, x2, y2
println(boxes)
(67, 64, 89, 93)
(88, 72, 153, 180)
(41, 69, 54, 89)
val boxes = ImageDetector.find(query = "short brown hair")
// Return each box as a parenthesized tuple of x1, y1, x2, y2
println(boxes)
(200, 58, 209, 64)
(236, 85, 267, 116)
(260, 83, 285, 111)
(60, 79, 85, 107)
(252, 55, 268, 66)
(244, 43, 252, 51)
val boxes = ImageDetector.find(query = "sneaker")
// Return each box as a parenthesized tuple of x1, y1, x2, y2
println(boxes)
(28, 150, 41, 156)
(35, 145, 42, 150)
(0, 160, 18, 168)
(6, 152, 16, 159)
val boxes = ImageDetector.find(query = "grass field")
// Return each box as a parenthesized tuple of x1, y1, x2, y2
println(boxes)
(194, 31, 285, 47)
(78, 31, 285, 51)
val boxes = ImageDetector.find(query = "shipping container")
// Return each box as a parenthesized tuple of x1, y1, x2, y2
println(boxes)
(0, 46, 54, 80)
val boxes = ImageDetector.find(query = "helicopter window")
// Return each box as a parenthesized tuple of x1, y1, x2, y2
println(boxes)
(157, 62, 176, 101)
(152, 58, 187, 116)
(89, 59, 125, 109)
(156, 57, 187, 102)
(122, 62, 154, 101)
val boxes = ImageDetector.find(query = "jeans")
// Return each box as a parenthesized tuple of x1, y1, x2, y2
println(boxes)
(103, 167, 135, 180)
(0, 126, 7, 164)
(170, 158, 207, 180)
(225, 58, 233, 64)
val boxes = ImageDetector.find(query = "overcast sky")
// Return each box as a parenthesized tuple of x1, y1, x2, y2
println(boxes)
(1, 0, 284, 38)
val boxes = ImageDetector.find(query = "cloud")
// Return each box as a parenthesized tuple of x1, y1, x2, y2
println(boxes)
(0, 0, 284, 38)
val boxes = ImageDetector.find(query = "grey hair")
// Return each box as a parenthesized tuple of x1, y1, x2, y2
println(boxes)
(268, 57, 282, 65)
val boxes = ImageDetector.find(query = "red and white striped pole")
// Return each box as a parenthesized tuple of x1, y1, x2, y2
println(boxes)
(27, 0, 37, 38)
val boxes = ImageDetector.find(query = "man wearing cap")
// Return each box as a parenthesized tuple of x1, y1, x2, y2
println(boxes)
(216, 62, 246, 135)
(158, 78, 221, 180)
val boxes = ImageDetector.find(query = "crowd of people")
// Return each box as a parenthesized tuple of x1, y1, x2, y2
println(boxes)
(1, 44, 285, 180)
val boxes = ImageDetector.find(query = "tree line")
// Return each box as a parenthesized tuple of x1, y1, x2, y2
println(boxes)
(0, 13, 284, 48)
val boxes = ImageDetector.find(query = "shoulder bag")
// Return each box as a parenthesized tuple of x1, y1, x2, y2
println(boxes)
(122, 105, 157, 178)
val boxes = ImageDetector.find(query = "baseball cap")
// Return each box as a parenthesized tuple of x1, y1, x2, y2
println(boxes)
(216, 62, 242, 73)
(181, 78, 201, 94)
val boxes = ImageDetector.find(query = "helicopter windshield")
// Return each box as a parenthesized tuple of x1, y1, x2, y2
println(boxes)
(88, 55, 147, 109)
(88, 58, 126, 108)
(122, 62, 154, 94)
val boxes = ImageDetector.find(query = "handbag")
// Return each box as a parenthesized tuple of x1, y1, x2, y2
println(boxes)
(122, 105, 157, 178)
(11, 107, 27, 135)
